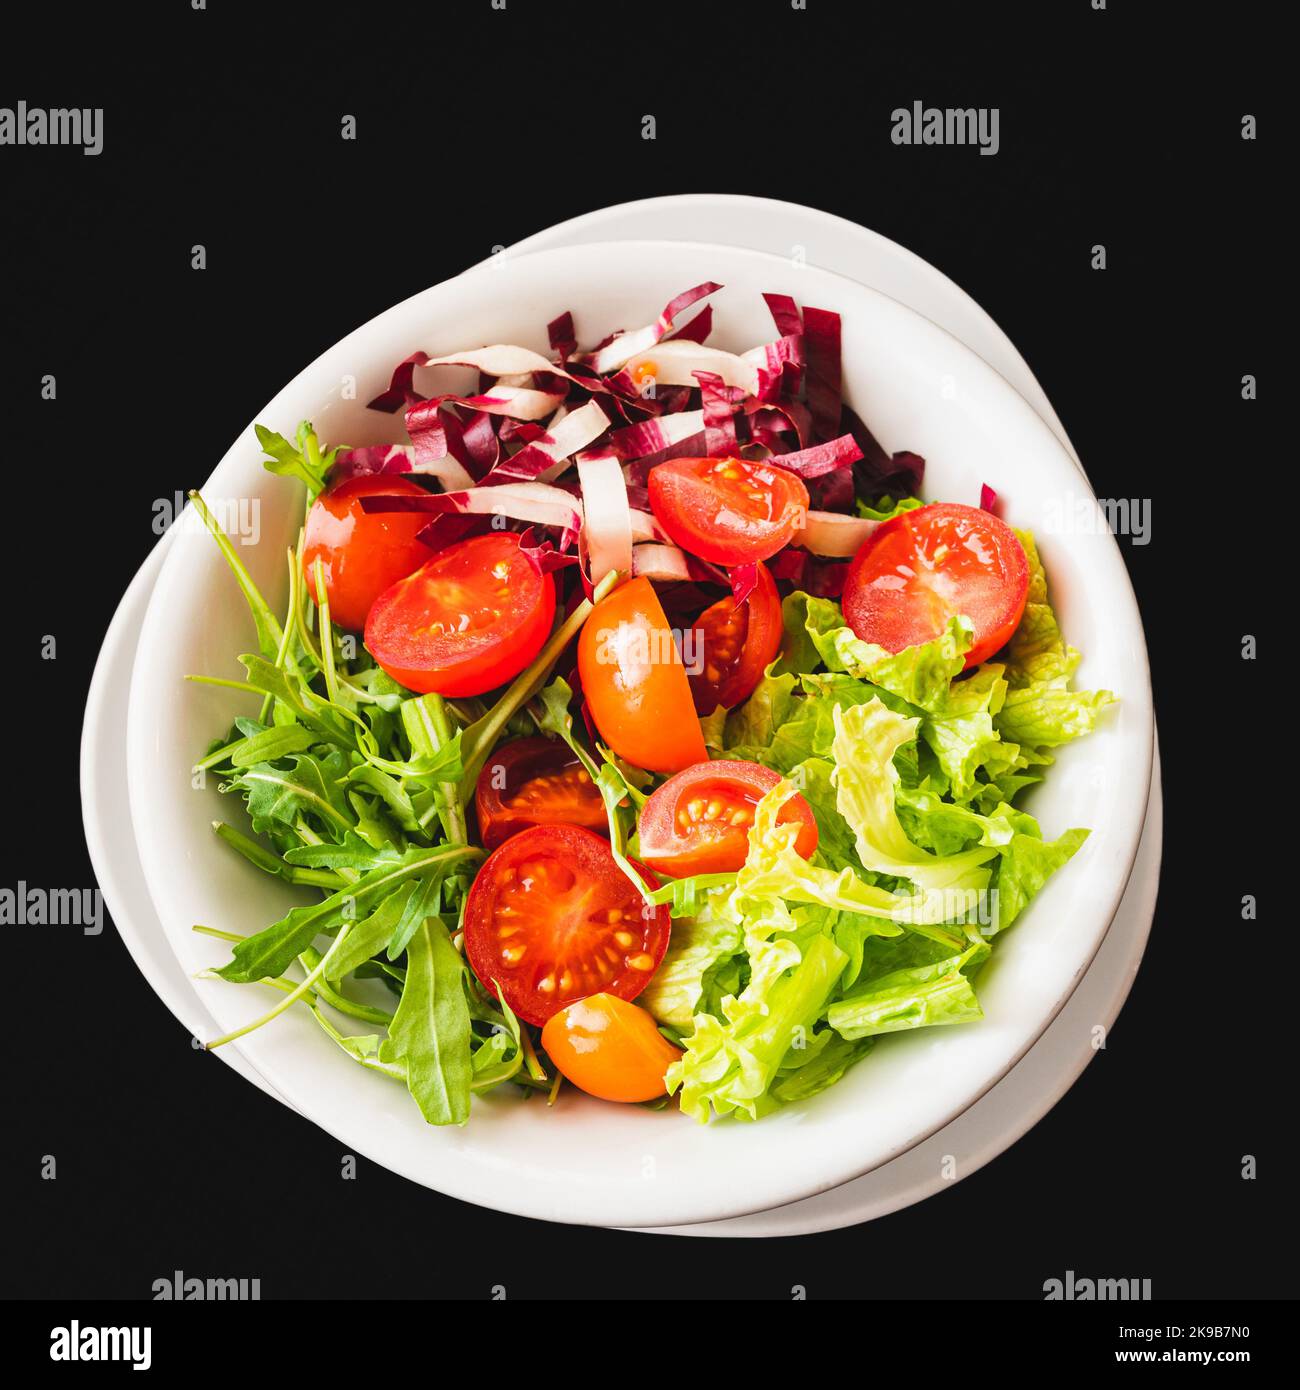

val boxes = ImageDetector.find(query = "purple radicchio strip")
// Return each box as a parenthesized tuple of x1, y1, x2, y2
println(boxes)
(367, 351, 429, 413)
(802, 306, 843, 441)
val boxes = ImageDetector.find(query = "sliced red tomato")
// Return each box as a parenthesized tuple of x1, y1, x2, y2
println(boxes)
(364, 531, 555, 697)
(843, 502, 1030, 670)
(303, 475, 433, 631)
(463, 824, 671, 1026)
(541, 994, 682, 1103)
(638, 759, 819, 877)
(688, 561, 783, 714)
(474, 736, 606, 850)
(647, 456, 809, 564)
(577, 576, 707, 775)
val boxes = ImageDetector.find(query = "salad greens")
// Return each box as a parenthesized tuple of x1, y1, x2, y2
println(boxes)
(657, 537, 1114, 1121)
(192, 403, 1113, 1128)
(188, 464, 610, 1123)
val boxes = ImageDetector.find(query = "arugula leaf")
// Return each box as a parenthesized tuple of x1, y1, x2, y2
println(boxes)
(227, 753, 355, 839)
(282, 836, 402, 873)
(225, 724, 317, 769)
(319, 883, 416, 981)
(534, 676, 651, 902)
(215, 844, 480, 983)
(379, 917, 473, 1126)
(256, 421, 331, 499)
(188, 490, 284, 660)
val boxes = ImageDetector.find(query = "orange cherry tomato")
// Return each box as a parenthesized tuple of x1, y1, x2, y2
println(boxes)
(843, 502, 1030, 670)
(364, 531, 555, 697)
(474, 736, 607, 850)
(638, 759, 819, 877)
(688, 561, 783, 715)
(303, 475, 433, 631)
(647, 456, 809, 564)
(541, 993, 683, 1103)
(577, 576, 707, 774)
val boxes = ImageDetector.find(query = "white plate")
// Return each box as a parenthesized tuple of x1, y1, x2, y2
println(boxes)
(82, 531, 1160, 1235)
(647, 745, 1161, 1234)
(491, 194, 1077, 466)
(122, 240, 1153, 1229)
(81, 528, 290, 1105)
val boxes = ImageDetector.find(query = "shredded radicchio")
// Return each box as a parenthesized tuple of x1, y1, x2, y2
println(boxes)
(348, 281, 933, 615)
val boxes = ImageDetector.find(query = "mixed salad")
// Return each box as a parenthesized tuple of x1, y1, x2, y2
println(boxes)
(191, 283, 1115, 1124)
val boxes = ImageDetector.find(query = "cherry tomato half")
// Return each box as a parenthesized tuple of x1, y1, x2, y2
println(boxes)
(647, 456, 809, 565)
(303, 475, 433, 631)
(463, 824, 671, 1026)
(688, 561, 783, 715)
(638, 759, 819, 877)
(843, 502, 1029, 670)
(364, 531, 556, 697)
(541, 994, 682, 1103)
(474, 736, 607, 850)
(577, 576, 707, 775)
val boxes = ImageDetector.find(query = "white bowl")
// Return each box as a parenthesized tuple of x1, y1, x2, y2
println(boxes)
(126, 240, 1153, 1228)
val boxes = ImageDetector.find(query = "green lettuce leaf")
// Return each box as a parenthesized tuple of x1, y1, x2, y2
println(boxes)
(996, 532, 1116, 748)
(989, 826, 1090, 936)
(828, 941, 988, 1040)
(830, 700, 997, 894)
(639, 891, 745, 1031)
(667, 931, 850, 1122)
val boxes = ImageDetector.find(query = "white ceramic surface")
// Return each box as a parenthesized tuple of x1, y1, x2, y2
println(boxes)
(489, 194, 1078, 465)
(646, 745, 1161, 1235)
(82, 530, 1161, 1234)
(122, 240, 1153, 1228)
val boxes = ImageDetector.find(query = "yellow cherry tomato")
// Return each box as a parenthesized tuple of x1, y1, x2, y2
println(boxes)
(541, 993, 682, 1103)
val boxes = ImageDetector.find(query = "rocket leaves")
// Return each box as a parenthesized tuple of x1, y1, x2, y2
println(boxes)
(190, 471, 534, 1123)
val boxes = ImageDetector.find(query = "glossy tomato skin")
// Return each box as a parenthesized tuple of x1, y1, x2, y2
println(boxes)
(474, 736, 606, 850)
(577, 576, 707, 774)
(689, 561, 783, 715)
(463, 824, 671, 1026)
(638, 759, 819, 877)
(303, 475, 433, 631)
(365, 532, 555, 697)
(541, 994, 682, 1103)
(648, 456, 809, 565)
(844, 503, 1029, 670)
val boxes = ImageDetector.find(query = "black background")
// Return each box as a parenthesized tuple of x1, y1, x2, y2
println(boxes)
(1, 1, 1283, 1302)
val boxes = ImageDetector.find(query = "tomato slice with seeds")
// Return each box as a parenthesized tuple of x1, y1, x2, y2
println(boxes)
(648, 456, 809, 564)
(474, 737, 606, 850)
(843, 502, 1030, 670)
(578, 576, 707, 775)
(463, 824, 671, 1026)
(364, 531, 556, 697)
(541, 994, 682, 1103)
(688, 561, 783, 715)
(638, 759, 819, 878)
(303, 475, 433, 631)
